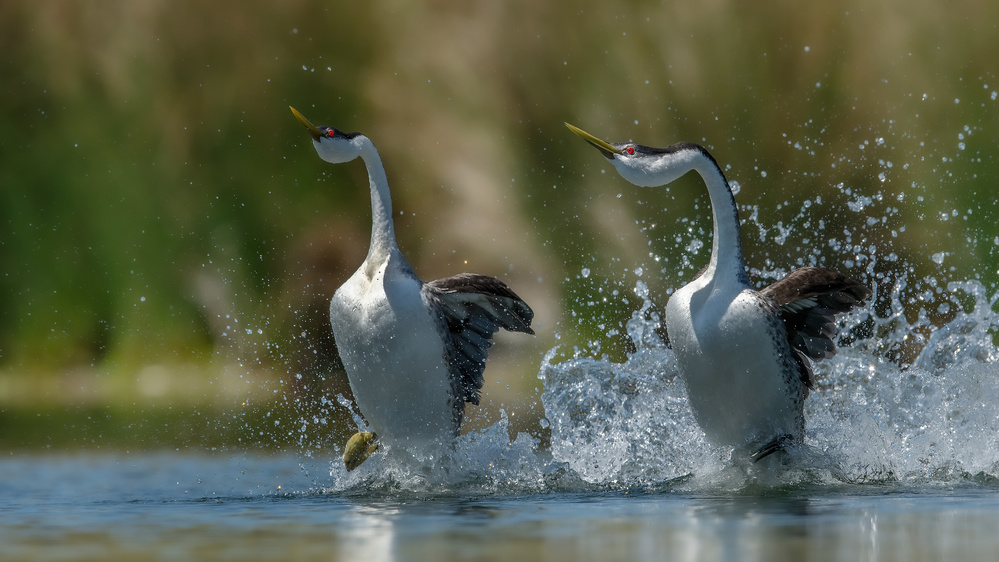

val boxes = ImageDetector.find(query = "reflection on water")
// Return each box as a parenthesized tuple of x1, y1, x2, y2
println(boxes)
(342, 503, 397, 562)
(1, 452, 998, 560)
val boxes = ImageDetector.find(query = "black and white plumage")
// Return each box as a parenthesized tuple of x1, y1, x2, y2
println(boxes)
(291, 107, 534, 468)
(424, 273, 536, 424)
(566, 123, 870, 460)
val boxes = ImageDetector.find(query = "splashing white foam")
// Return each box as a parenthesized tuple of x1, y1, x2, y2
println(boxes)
(538, 281, 722, 486)
(538, 275, 999, 490)
(319, 274, 999, 494)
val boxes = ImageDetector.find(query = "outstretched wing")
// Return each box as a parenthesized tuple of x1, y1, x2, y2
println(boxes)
(761, 267, 870, 387)
(422, 273, 534, 420)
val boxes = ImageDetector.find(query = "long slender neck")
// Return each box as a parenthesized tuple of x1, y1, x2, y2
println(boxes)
(693, 155, 748, 286)
(357, 141, 398, 263)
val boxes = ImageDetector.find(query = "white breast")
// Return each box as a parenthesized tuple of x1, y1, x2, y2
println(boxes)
(665, 279, 803, 449)
(330, 256, 453, 448)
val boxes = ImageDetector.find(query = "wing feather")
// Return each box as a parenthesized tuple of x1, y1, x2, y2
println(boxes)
(761, 267, 870, 369)
(422, 273, 535, 423)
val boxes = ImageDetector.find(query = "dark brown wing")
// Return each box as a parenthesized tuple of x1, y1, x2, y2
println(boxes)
(422, 273, 534, 422)
(762, 267, 871, 369)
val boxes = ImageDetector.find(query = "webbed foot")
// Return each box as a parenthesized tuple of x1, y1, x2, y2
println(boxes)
(343, 431, 378, 471)
(750, 433, 795, 463)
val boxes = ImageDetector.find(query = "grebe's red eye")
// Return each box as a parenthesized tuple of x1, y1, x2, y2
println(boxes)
(625, 146, 636, 155)
(326, 130, 336, 138)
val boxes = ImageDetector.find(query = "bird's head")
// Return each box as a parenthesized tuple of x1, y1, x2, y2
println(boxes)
(290, 106, 366, 164)
(565, 122, 708, 188)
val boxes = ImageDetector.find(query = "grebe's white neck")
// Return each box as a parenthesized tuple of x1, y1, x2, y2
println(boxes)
(609, 142, 748, 286)
(353, 138, 397, 263)
(311, 132, 400, 268)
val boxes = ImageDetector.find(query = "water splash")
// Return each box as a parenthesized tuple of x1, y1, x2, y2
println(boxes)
(312, 121, 999, 493)
(807, 279, 999, 484)
(312, 270, 999, 495)
(537, 281, 722, 486)
(322, 411, 574, 496)
(537, 274, 999, 491)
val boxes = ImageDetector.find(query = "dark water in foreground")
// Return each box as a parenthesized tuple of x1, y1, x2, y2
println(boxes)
(2, 451, 998, 561)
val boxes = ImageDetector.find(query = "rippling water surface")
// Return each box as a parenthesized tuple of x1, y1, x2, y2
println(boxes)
(3, 451, 999, 561)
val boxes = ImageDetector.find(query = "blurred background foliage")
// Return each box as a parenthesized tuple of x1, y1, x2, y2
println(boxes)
(1, 1, 997, 450)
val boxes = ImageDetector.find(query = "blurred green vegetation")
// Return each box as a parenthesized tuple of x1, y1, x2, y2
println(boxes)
(1, 1, 997, 450)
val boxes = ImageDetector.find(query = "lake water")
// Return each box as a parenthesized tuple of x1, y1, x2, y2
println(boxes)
(2, 451, 999, 561)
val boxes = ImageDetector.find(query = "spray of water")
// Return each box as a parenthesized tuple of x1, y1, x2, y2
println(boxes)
(308, 119, 999, 494)
(309, 267, 996, 495)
